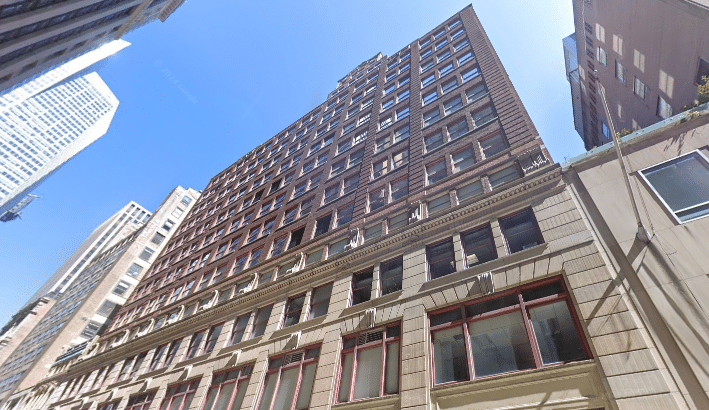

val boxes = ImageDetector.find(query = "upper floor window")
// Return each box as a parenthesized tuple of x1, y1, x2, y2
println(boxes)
(337, 324, 400, 403)
(202, 366, 252, 410)
(639, 151, 709, 222)
(159, 380, 199, 410)
(258, 347, 320, 410)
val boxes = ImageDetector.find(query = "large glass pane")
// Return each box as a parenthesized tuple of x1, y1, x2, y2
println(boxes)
(257, 374, 277, 410)
(229, 382, 247, 410)
(295, 363, 316, 409)
(182, 393, 195, 410)
(461, 226, 497, 266)
(468, 312, 535, 377)
(213, 383, 234, 410)
(529, 301, 585, 364)
(272, 367, 298, 410)
(354, 346, 382, 399)
(432, 326, 468, 384)
(338, 353, 354, 402)
(385, 342, 399, 394)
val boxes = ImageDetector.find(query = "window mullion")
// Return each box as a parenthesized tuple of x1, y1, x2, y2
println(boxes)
(349, 345, 358, 402)
(518, 293, 543, 368)
(379, 337, 386, 397)
(461, 307, 475, 381)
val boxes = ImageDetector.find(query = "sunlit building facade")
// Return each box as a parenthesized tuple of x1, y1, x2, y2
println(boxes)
(0, 187, 198, 404)
(5, 5, 704, 410)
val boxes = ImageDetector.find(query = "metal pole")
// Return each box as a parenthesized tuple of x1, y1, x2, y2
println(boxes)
(598, 84, 651, 243)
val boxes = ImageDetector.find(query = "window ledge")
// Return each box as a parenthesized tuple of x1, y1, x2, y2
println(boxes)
(332, 394, 400, 410)
(272, 315, 327, 339)
(430, 359, 596, 397)
(341, 290, 403, 317)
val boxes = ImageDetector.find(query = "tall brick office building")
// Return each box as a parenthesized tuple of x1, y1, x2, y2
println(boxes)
(10, 5, 699, 410)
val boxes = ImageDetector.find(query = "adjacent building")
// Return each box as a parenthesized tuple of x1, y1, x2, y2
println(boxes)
(0, 186, 198, 404)
(563, 103, 709, 409)
(0, 67, 120, 218)
(5, 5, 709, 410)
(564, 0, 709, 149)
(0, 0, 187, 92)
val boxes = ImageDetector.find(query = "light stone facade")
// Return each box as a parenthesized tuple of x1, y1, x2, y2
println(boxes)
(13, 162, 691, 410)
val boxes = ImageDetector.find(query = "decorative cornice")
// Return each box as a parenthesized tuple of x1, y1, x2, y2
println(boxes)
(53, 165, 564, 381)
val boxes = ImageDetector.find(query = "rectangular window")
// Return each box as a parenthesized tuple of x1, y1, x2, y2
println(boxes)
(258, 346, 320, 410)
(388, 212, 408, 231)
(381, 98, 394, 111)
(439, 62, 454, 77)
(349, 150, 364, 167)
(314, 214, 332, 237)
(424, 131, 444, 152)
(392, 150, 408, 169)
(251, 305, 273, 338)
(615, 60, 626, 83)
(657, 96, 673, 119)
(397, 88, 410, 102)
(337, 324, 400, 402)
(480, 132, 507, 158)
(380, 258, 403, 295)
(337, 203, 355, 226)
(373, 159, 388, 179)
(329, 238, 347, 257)
(640, 151, 709, 222)
(396, 106, 409, 120)
(472, 106, 495, 126)
(204, 323, 224, 354)
(112, 281, 131, 296)
(159, 380, 199, 410)
(390, 178, 408, 201)
(466, 83, 487, 102)
(423, 108, 440, 126)
(369, 188, 386, 212)
(422, 73, 436, 87)
(454, 38, 469, 52)
(230, 314, 250, 345)
(427, 239, 456, 279)
(423, 90, 438, 105)
(442, 78, 458, 94)
(489, 165, 519, 188)
(343, 174, 359, 194)
(352, 269, 373, 305)
(271, 236, 287, 257)
(125, 392, 156, 410)
(283, 294, 306, 328)
(461, 225, 497, 266)
(448, 118, 468, 140)
(389, 125, 408, 145)
(500, 208, 543, 253)
(597, 47, 607, 66)
(426, 160, 447, 185)
(634, 77, 647, 100)
(376, 136, 391, 152)
(308, 283, 333, 319)
(421, 59, 434, 73)
(201, 366, 252, 410)
(461, 66, 479, 82)
(430, 279, 587, 385)
(249, 248, 262, 267)
(185, 330, 207, 360)
(138, 247, 154, 262)
(428, 194, 451, 215)
(457, 51, 473, 65)
(453, 147, 475, 172)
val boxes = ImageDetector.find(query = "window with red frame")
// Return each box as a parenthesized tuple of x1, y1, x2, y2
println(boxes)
(257, 346, 320, 410)
(184, 329, 206, 360)
(202, 365, 253, 410)
(203, 323, 224, 354)
(97, 400, 121, 410)
(125, 391, 156, 410)
(429, 278, 588, 385)
(337, 324, 400, 403)
(159, 380, 199, 410)
(282, 294, 306, 328)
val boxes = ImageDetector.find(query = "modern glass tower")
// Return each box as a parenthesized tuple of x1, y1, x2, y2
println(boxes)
(0, 58, 120, 218)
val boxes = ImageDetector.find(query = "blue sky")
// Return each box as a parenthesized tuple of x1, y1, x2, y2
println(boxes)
(0, 0, 582, 325)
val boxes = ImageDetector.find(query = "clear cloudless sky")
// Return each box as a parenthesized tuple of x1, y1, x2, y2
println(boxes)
(0, 0, 583, 325)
